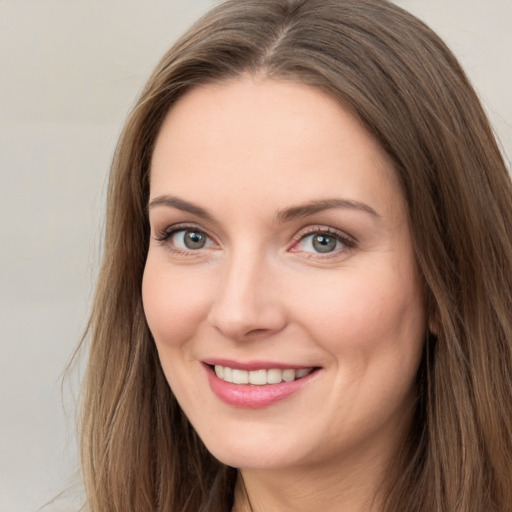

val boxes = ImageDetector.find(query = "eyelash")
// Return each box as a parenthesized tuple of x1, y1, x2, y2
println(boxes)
(154, 223, 202, 243)
(153, 223, 357, 257)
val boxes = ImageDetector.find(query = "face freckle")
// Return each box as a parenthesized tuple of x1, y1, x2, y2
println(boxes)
(142, 76, 426, 477)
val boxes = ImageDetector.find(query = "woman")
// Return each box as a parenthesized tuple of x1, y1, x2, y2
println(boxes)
(80, 0, 512, 511)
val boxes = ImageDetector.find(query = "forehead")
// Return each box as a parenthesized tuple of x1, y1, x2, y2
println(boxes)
(150, 77, 404, 221)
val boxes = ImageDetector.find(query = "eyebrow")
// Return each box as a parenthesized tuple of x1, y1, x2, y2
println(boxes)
(147, 195, 380, 222)
(147, 195, 214, 220)
(274, 198, 380, 223)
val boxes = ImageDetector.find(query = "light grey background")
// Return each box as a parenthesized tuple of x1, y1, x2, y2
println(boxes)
(0, 1, 510, 511)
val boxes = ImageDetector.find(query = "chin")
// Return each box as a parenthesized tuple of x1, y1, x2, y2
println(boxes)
(209, 444, 299, 471)
(195, 422, 308, 470)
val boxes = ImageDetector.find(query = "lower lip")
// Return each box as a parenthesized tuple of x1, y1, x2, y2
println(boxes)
(205, 366, 319, 409)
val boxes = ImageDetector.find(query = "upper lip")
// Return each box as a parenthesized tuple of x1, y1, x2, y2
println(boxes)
(202, 358, 317, 371)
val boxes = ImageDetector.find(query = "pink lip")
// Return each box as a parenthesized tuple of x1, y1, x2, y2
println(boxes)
(203, 363, 320, 409)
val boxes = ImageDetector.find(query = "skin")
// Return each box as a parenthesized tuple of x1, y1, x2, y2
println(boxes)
(142, 76, 427, 512)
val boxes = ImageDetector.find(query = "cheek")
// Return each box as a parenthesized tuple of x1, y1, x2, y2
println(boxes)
(289, 262, 426, 370)
(294, 266, 425, 434)
(141, 258, 212, 348)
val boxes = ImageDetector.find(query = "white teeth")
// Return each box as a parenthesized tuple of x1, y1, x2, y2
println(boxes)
(232, 369, 249, 384)
(213, 365, 313, 385)
(223, 366, 233, 383)
(249, 369, 267, 385)
(267, 368, 282, 384)
(282, 369, 296, 382)
(296, 368, 310, 378)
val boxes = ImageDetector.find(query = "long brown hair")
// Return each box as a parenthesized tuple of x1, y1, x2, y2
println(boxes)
(80, 1, 512, 510)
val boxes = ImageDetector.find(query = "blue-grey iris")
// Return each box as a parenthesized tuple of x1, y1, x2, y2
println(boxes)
(312, 234, 337, 253)
(184, 230, 206, 249)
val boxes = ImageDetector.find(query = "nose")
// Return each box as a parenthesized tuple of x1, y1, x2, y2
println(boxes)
(207, 250, 287, 341)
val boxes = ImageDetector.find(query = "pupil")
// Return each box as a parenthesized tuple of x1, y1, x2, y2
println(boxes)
(312, 234, 336, 253)
(184, 231, 206, 249)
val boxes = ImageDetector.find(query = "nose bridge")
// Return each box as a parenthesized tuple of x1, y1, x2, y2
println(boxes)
(208, 244, 285, 339)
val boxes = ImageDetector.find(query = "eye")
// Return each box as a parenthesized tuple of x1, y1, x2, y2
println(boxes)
(292, 228, 356, 255)
(175, 229, 210, 250)
(155, 226, 215, 252)
(299, 233, 341, 253)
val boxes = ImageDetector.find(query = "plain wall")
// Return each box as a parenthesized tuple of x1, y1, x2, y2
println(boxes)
(0, 2, 217, 511)
(0, 1, 510, 511)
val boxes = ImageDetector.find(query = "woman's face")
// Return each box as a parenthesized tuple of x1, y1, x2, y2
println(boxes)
(143, 77, 426, 473)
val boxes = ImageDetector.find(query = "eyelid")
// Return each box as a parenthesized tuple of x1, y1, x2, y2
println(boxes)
(295, 224, 356, 243)
(154, 222, 202, 240)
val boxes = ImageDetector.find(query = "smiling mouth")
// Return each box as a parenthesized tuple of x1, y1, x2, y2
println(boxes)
(211, 365, 316, 385)
(204, 363, 321, 408)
